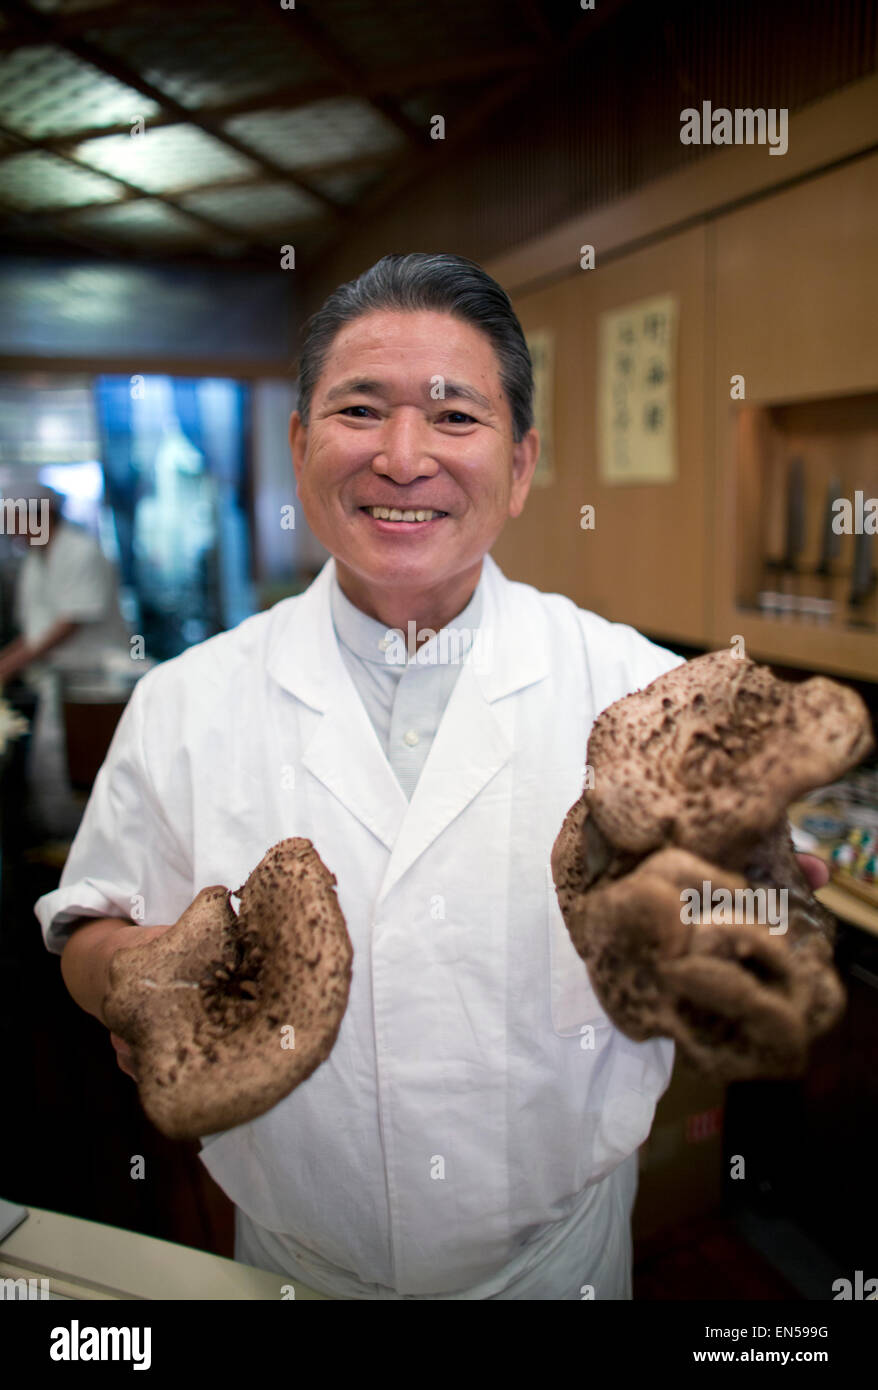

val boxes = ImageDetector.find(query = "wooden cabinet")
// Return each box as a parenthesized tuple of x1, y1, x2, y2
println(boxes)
(713, 153, 878, 406)
(495, 152, 878, 680)
(711, 153, 878, 676)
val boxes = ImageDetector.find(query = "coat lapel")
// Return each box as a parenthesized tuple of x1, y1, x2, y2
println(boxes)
(266, 554, 551, 898)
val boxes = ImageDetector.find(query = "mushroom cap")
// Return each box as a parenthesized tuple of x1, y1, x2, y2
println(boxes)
(551, 652, 873, 1081)
(102, 837, 353, 1140)
(564, 843, 845, 1080)
(584, 649, 874, 864)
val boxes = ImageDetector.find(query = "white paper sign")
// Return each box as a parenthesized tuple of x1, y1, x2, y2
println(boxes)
(598, 294, 678, 485)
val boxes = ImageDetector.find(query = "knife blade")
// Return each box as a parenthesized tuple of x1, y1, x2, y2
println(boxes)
(782, 457, 806, 573)
(848, 527, 875, 619)
(780, 456, 806, 618)
(848, 467, 877, 624)
(816, 475, 844, 577)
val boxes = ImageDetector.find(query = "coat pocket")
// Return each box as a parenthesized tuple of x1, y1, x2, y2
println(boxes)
(546, 865, 606, 1035)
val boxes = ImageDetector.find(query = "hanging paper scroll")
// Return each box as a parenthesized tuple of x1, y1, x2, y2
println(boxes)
(597, 293, 678, 485)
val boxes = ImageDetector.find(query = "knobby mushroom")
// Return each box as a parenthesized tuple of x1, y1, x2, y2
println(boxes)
(551, 650, 874, 1080)
(102, 838, 353, 1140)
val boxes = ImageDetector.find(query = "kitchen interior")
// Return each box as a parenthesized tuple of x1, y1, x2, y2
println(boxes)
(1, 0, 877, 1302)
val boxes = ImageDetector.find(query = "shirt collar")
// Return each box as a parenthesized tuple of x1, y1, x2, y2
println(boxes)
(330, 564, 484, 667)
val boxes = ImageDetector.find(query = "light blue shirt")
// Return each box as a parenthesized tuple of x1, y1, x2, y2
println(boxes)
(329, 567, 484, 801)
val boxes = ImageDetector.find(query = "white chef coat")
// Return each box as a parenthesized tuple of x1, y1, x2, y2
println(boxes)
(34, 551, 685, 1297)
(329, 565, 483, 799)
(14, 518, 131, 836)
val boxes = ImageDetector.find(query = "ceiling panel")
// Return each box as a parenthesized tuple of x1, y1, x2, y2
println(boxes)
(72, 124, 259, 192)
(63, 196, 213, 245)
(0, 45, 161, 139)
(0, 149, 123, 209)
(92, 6, 329, 109)
(305, 164, 387, 206)
(224, 98, 405, 172)
(177, 181, 324, 233)
(0, 0, 565, 265)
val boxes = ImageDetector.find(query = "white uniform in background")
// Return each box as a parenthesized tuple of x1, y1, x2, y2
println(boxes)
(15, 519, 130, 677)
(15, 518, 130, 834)
(34, 552, 685, 1299)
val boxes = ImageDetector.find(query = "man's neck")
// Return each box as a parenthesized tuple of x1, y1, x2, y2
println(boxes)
(335, 561, 483, 651)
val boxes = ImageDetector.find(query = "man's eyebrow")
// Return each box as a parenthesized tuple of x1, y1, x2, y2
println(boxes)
(322, 376, 495, 412)
(441, 380, 494, 412)
(323, 378, 386, 404)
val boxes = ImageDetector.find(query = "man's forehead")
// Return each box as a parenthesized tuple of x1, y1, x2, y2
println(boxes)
(323, 375, 495, 411)
(323, 310, 502, 378)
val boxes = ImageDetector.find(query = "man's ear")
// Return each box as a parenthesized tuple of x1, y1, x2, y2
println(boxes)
(509, 427, 540, 519)
(289, 410, 306, 487)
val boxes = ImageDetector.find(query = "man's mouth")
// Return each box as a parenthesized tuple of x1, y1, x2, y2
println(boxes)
(359, 506, 448, 523)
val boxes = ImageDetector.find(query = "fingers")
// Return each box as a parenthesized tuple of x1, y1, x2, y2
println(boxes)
(110, 1031, 138, 1081)
(796, 852, 830, 891)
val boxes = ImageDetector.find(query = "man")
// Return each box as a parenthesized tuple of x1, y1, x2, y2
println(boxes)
(35, 254, 827, 1300)
(1, 486, 131, 834)
(0, 486, 129, 685)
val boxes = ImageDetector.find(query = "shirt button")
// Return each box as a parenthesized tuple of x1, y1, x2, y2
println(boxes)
(403, 729, 419, 747)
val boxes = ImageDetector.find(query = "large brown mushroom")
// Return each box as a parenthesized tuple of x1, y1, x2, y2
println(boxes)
(551, 650, 874, 1080)
(102, 838, 353, 1140)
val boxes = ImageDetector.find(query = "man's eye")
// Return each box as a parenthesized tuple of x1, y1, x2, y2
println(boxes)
(440, 411, 477, 425)
(339, 405, 374, 417)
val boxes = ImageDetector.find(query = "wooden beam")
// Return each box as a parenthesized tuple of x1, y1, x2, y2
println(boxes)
(0, 0, 350, 218)
(253, 0, 428, 150)
(0, 45, 539, 164)
(0, 120, 276, 260)
(13, 155, 395, 223)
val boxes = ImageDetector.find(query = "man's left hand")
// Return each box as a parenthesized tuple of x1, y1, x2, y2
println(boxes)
(796, 853, 830, 891)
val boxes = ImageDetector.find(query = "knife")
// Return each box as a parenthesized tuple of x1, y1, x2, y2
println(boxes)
(848, 529, 875, 622)
(780, 457, 806, 618)
(849, 466, 877, 626)
(813, 474, 844, 620)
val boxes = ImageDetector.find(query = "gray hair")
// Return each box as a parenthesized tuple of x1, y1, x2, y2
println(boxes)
(297, 253, 534, 442)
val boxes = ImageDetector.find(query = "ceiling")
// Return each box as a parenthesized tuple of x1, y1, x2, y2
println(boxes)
(0, 0, 619, 269)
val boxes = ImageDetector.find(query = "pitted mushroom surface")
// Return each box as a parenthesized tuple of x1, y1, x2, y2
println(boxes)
(551, 650, 874, 1079)
(102, 837, 353, 1140)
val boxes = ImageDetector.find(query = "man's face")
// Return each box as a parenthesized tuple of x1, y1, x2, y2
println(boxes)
(289, 308, 538, 608)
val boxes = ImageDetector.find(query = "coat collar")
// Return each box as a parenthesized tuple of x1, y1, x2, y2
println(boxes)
(265, 553, 551, 899)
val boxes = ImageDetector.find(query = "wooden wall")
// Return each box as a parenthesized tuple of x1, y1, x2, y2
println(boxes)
(496, 225, 708, 647)
(491, 140, 878, 671)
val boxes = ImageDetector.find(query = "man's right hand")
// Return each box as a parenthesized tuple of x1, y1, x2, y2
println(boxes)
(60, 919, 172, 1076)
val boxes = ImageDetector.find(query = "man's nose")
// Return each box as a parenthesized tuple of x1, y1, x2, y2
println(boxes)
(370, 411, 439, 481)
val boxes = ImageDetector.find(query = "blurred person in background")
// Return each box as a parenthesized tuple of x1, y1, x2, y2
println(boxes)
(0, 484, 131, 838)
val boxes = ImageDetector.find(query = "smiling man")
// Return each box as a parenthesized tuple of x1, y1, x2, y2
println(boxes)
(35, 253, 827, 1302)
(290, 287, 537, 647)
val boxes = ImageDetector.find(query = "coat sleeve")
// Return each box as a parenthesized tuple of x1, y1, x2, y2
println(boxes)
(33, 668, 194, 955)
(576, 606, 687, 717)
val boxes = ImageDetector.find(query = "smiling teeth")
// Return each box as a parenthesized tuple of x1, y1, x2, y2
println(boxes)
(365, 506, 445, 521)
